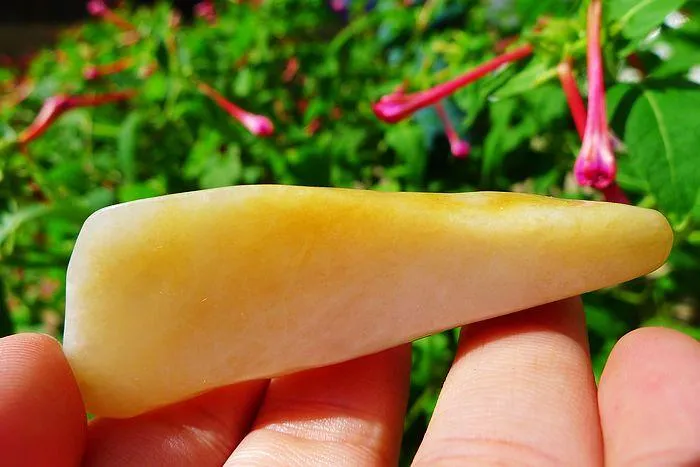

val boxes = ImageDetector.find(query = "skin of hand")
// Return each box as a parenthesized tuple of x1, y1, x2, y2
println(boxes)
(1, 297, 700, 467)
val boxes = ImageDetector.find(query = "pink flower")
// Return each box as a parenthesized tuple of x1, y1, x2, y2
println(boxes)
(239, 113, 275, 137)
(449, 139, 471, 158)
(19, 91, 136, 144)
(282, 57, 300, 83)
(86, 0, 108, 16)
(373, 45, 533, 124)
(0, 78, 33, 111)
(601, 183, 631, 204)
(435, 102, 470, 158)
(575, 0, 616, 190)
(574, 135, 616, 189)
(557, 57, 630, 203)
(86, 0, 135, 31)
(556, 59, 586, 140)
(137, 62, 158, 79)
(305, 118, 322, 136)
(197, 82, 275, 137)
(169, 10, 182, 28)
(194, 1, 217, 24)
(329, 0, 347, 12)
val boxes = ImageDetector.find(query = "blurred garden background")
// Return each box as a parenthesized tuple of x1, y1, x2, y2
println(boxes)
(1, 0, 699, 462)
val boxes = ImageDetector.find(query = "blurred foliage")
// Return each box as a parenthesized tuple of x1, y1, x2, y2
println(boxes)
(1, 0, 699, 462)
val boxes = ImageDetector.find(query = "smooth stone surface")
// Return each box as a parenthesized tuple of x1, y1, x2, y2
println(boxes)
(62, 186, 673, 418)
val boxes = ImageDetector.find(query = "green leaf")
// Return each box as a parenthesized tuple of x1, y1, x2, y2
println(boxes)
(585, 303, 629, 338)
(233, 68, 253, 97)
(0, 278, 14, 337)
(186, 133, 243, 189)
(514, 0, 578, 24)
(155, 40, 171, 72)
(624, 86, 700, 222)
(385, 123, 427, 189)
(491, 61, 557, 101)
(0, 204, 54, 247)
(117, 178, 167, 203)
(482, 85, 565, 179)
(0, 190, 113, 248)
(482, 99, 518, 178)
(201, 147, 243, 188)
(643, 315, 700, 339)
(649, 25, 700, 78)
(143, 73, 169, 102)
(591, 339, 617, 382)
(609, 0, 689, 39)
(117, 112, 142, 184)
(607, 83, 635, 119)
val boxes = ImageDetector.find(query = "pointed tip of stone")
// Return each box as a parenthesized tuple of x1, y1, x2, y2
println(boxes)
(588, 200, 673, 282)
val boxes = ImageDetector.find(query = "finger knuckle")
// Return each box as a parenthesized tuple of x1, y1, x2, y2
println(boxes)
(412, 436, 565, 467)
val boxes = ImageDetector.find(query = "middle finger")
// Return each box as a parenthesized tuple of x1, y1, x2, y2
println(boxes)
(413, 298, 602, 466)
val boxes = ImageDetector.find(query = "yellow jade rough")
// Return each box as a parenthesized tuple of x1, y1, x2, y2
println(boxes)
(63, 185, 673, 418)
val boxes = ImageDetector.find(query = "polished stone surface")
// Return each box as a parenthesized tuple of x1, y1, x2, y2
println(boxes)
(63, 186, 673, 418)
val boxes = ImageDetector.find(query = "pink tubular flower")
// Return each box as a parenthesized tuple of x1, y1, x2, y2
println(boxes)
(556, 59, 586, 140)
(138, 62, 158, 79)
(330, 106, 342, 120)
(18, 90, 136, 144)
(373, 45, 533, 123)
(197, 82, 274, 137)
(87, 0, 135, 31)
(194, 0, 217, 24)
(119, 30, 141, 46)
(601, 183, 630, 204)
(83, 57, 133, 80)
(0, 78, 33, 110)
(282, 57, 300, 83)
(305, 117, 322, 136)
(575, 0, 616, 190)
(169, 10, 182, 29)
(86, 0, 108, 16)
(435, 102, 470, 158)
(558, 62, 630, 204)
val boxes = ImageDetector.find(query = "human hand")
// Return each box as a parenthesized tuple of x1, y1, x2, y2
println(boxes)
(1, 298, 699, 466)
